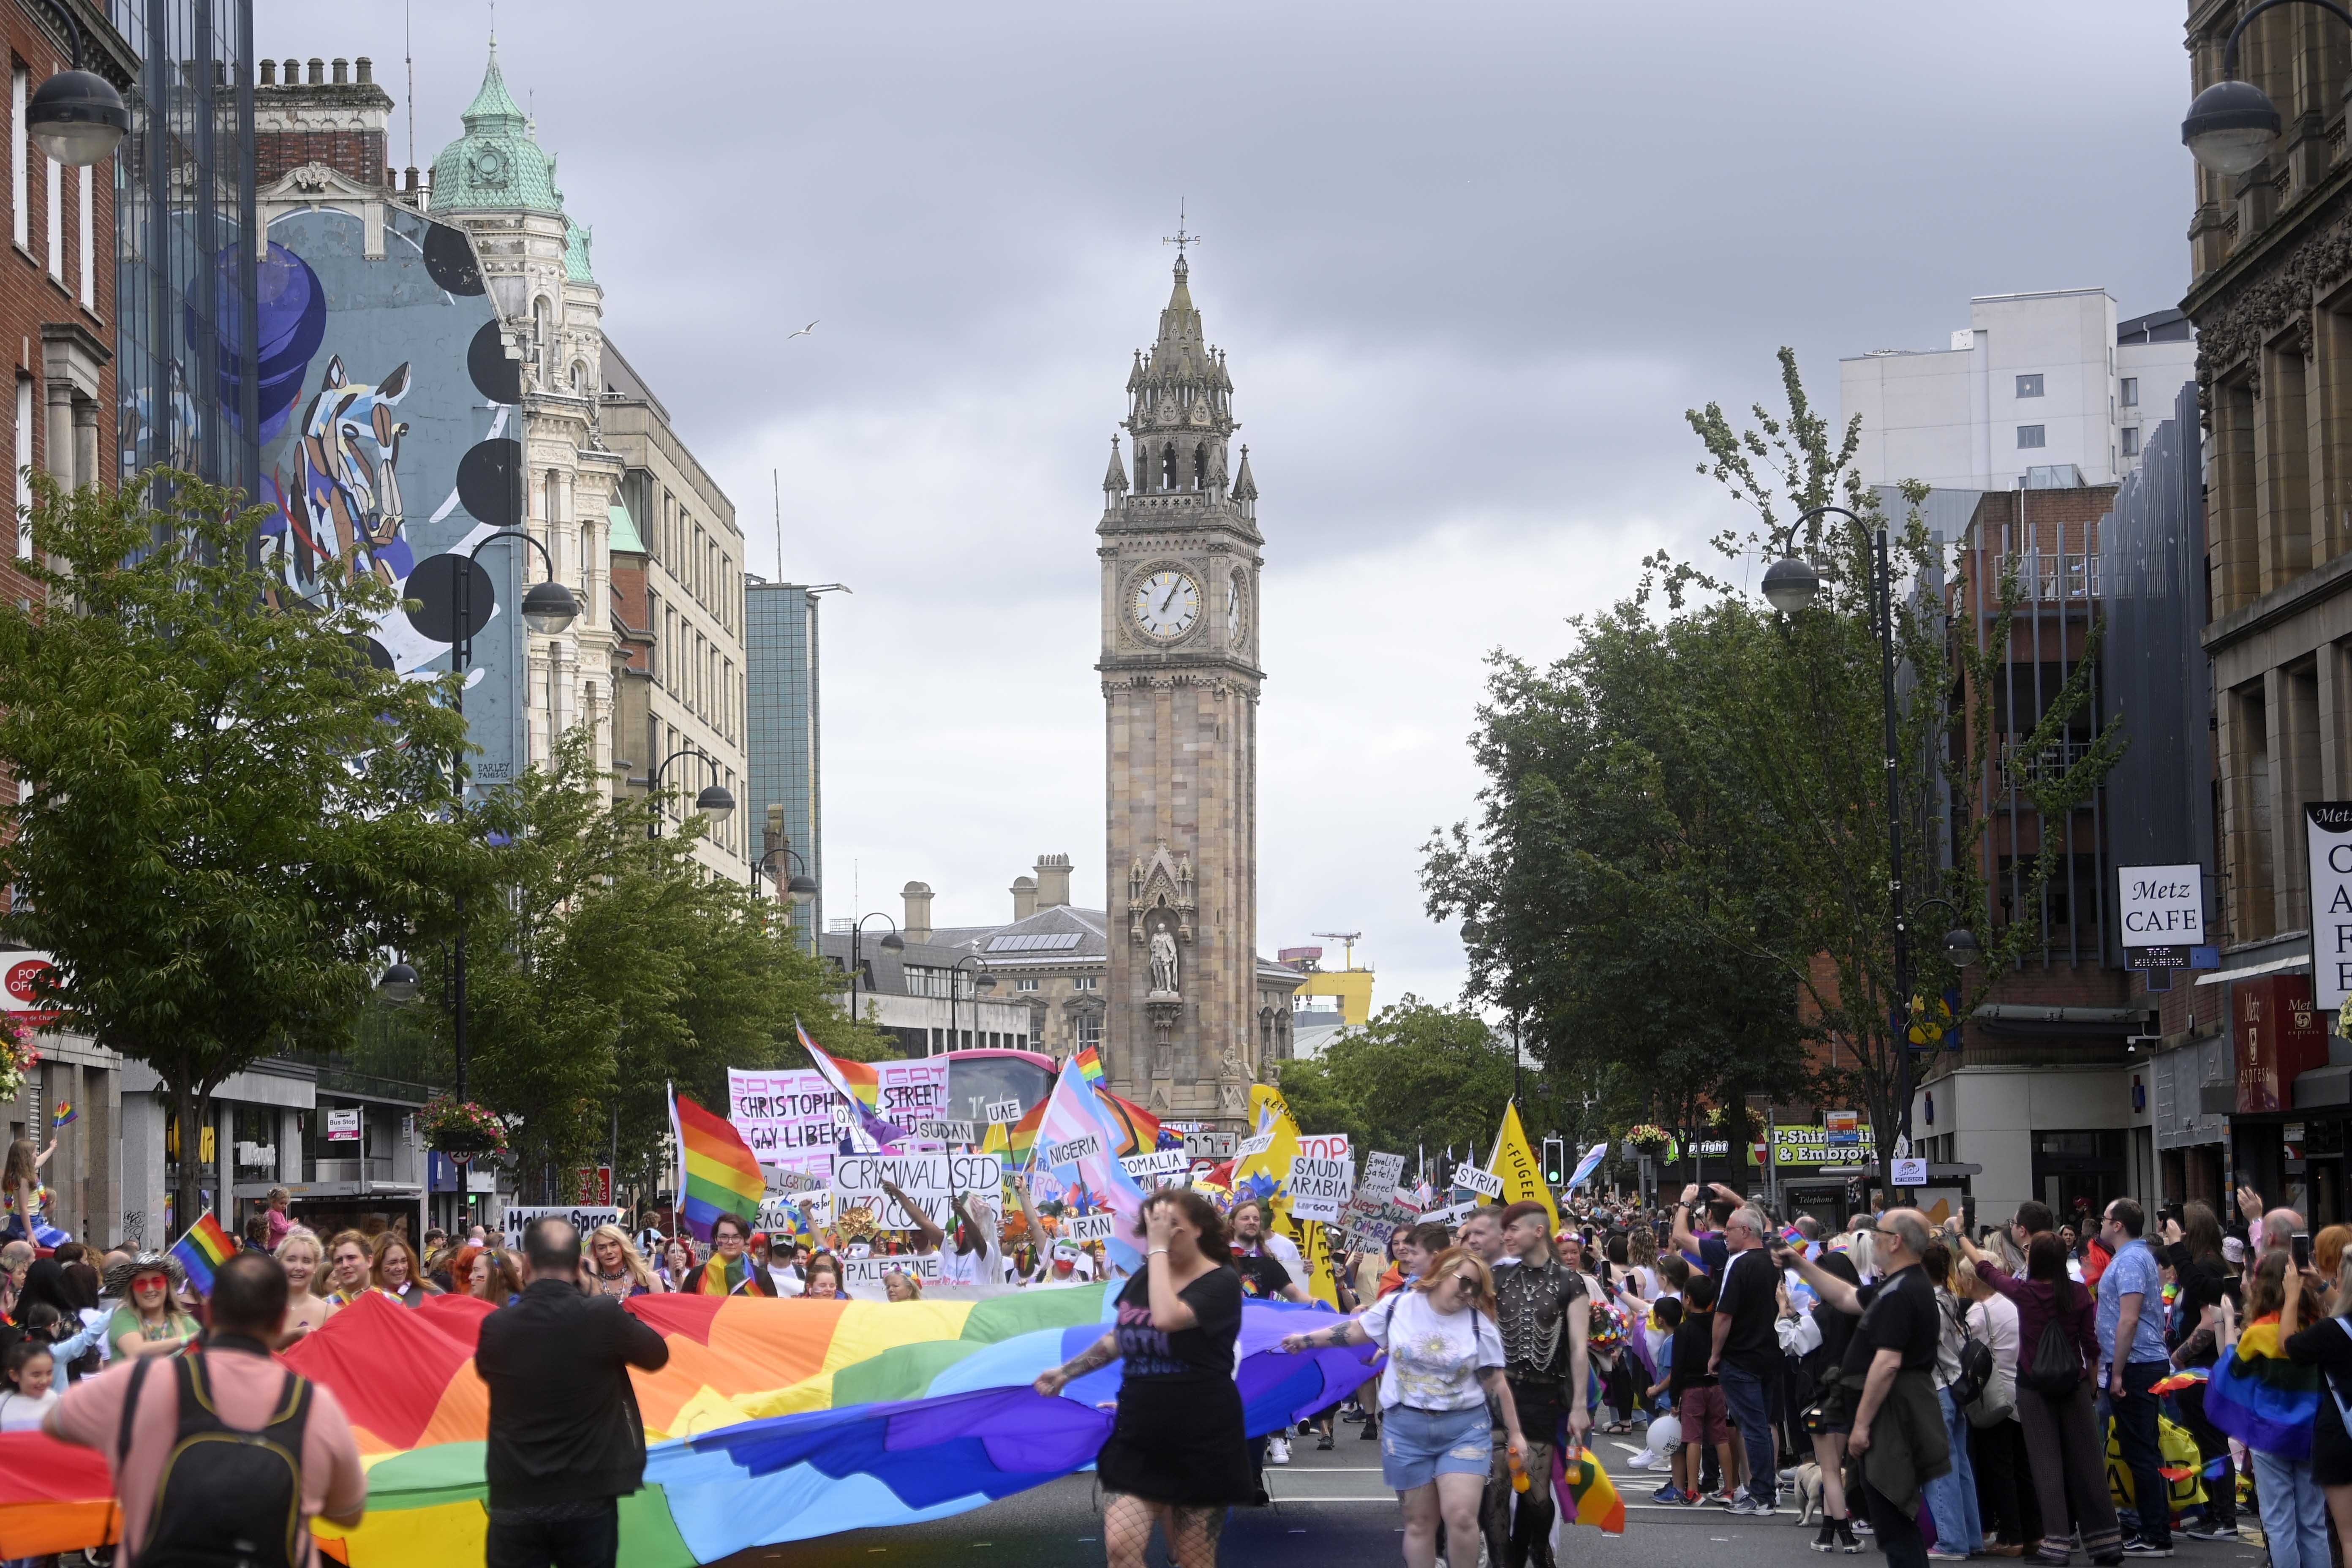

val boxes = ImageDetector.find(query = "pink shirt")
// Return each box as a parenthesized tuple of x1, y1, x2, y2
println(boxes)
(266, 1208, 293, 1250)
(51, 1342, 367, 1567)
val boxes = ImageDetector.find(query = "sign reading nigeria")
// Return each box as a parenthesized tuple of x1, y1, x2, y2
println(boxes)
(2118, 863, 2205, 969)
(2311, 804, 2352, 1010)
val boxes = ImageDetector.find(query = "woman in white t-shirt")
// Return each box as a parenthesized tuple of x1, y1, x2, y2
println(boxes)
(1279, 1248, 1524, 1568)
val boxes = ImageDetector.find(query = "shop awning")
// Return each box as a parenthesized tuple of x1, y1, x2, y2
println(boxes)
(2197, 953, 2311, 986)
(1969, 1004, 2153, 1037)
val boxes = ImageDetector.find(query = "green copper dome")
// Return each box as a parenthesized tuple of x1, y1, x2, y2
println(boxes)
(429, 42, 564, 215)
(564, 220, 594, 283)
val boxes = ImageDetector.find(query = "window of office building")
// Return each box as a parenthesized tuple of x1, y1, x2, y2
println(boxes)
(2121, 426, 2141, 457)
(2121, 377, 2138, 407)
(1015, 977, 1039, 991)
(2016, 373, 2044, 398)
(1074, 975, 1099, 991)
(2017, 425, 2046, 449)
(1078, 1014, 1102, 1049)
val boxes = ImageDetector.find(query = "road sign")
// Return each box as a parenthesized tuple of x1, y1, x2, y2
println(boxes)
(569, 1165, 612, 1205)
(1183, 1131, 1237, 1159)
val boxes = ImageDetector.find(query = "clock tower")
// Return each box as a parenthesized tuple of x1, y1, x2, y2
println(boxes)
(1098, 255, 1264, 1124)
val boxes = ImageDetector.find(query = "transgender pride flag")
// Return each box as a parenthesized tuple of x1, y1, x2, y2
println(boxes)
(1031, 1054, 1151, 1275)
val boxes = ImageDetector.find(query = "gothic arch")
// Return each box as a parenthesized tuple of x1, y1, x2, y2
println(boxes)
(1193, 444, 1208, 490)
(1160, 443, 1176, 491)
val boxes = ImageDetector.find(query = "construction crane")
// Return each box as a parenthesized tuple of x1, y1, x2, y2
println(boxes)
(1312, 931, 1363, 971)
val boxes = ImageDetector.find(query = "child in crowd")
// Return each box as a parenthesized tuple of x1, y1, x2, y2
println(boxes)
(0, 1339, 57, 1431)
(1652, 1273, 1737, 1506)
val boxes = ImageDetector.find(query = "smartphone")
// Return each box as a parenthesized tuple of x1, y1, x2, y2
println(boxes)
(2295, 1232, 2313, 1270)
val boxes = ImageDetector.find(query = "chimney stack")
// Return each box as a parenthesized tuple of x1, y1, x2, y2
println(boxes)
(259, 59, 275, 85)
(307, 58, 324, 85)
(354, 57, 372, 84)
(902, 881, 934, 945)
(331, 58, 348, 85)
(1011, 875, 1037, 922)
(1034, 853, 1072, 909)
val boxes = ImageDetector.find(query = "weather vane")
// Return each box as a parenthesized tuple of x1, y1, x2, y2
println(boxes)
(1163, 199, 1201, 257)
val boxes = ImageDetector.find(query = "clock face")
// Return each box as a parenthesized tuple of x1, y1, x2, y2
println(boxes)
(1227, 577, 1245, 642)
(1132, 569, 1200, 639)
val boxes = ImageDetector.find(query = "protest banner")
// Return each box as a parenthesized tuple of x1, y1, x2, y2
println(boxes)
(841, 1253, 942, 1291)
(1121, 1149, 1191, 1183)
(1361, 1150, 1406, 1196)
(764, 1166, 826, 1195)
(1062, 1211, 1118, 1244)
(1451, 1163, 1504, 1200)
(1235, 1130, 1275, 1159)
(726, 1060, 953, 1172)
(755, 1192, 832, 1234)
(1041, 1133, 1103, 1170)
(983, 1099, 1022, 1124)
(831, 1151, 1004, 1230)
(1288, 1142, 1355, 1222)
(500, 1206, 620, 1250)
(1343, 1192, 1421, 1253)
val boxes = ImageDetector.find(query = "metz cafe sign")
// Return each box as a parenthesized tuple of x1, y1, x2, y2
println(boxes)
(2115, 863, 2204, 970)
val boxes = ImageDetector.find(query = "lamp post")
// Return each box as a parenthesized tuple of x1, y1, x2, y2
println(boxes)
(753, 845, 819, 897)
(848, 913, 905, 1024)
(948, 953, 995, 1057)
(644, 749, 736, 840)
(2182, 1, 2352, 177)
(1756, 506, 1977, 1178)
(21, 0, 128, 166)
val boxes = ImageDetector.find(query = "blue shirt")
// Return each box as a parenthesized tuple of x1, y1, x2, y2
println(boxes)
(2095, 1236, 2168, 1367)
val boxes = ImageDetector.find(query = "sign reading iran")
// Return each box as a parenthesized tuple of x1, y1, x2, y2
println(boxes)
(2312, 804, 2352, 1011)
(2118, 863, 2205, 968)
(1063, 1211, 1118, 1244)
(1288, 1135, 1354, 1222)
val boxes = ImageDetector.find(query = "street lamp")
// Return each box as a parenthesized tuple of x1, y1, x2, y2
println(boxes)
(1758, 504, 1981, 1166)
(2182, 1, 2349, 176)
(643, 749, 736, 839)
(753, 845, 820, 897)
(22, 1, 126, 166)
(849, 913, 905, 1021)
(376, 961, 419, 1004)
(947, 953, 995, 1057)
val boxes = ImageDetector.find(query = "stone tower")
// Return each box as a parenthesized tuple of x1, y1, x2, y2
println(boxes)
(1098, 256, 1264, 1124)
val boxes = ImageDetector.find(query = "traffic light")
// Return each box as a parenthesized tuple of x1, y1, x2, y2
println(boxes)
(1541, 1137, 1566, 1187)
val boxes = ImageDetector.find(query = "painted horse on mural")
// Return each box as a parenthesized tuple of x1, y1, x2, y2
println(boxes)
(267, 355, 414, 593)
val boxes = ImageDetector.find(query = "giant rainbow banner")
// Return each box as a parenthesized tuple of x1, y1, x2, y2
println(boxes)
(0, 1285, 1375, 1563)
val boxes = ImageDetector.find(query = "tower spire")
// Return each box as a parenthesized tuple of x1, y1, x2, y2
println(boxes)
(1103, 433, 1129, 494)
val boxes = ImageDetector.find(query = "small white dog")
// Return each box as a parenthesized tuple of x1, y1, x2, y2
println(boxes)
(1791, 1461, 1825, 1524)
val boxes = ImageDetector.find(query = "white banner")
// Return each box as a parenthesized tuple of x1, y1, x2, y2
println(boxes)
(831, 1151, 1003, 1230)
(2311, 804, 2352, 1010)
(1452, 1164, 1504, 1199)
(1063, 1211, 1118, 1244)
(984, 1099, 1023, 1125)
(1042, 1134, 1103, 1170)
(726, 1061, 953, 1171)
(499, 1206, 620, 1250)
(1288, 1150, 1354, 1223)
(1121, 1150, 1191, 1179)
(841, 1253, 942, 1291)
(1361, 1151, 1407, 1195)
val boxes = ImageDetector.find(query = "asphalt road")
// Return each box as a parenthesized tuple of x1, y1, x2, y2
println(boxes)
(716, 1424, 2278, 1568)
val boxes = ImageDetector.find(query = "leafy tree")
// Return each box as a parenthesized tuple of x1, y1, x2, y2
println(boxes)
(395, 733, 888, 1198)
(0, 473, 468, 1232)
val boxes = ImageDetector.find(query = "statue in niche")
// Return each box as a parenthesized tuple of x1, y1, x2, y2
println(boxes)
(1149, 926, 1181, 996)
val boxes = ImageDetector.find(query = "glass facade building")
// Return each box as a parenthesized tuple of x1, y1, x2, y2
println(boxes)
(109, 0, 259, 497)
(747, 580, 823, 952)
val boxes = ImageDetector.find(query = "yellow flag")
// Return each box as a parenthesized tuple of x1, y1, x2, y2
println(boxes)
(1236, 1083, 1301, 1217)
(1487, 1100, 1557, 1230)
(1300, 1217, 1340, 1307)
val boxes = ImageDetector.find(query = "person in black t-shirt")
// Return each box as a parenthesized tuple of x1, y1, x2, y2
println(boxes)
(2162, 1201, 2239, 1538)
(1231, 1246, 1306, 1303)
(1709, 1207, 1784, 1513)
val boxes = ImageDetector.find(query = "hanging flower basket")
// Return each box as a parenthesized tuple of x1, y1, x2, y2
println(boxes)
(417, 1096, 508, 1159)
(1624, 1124, 1673, 1154)
(0, 1024, 35, 1104)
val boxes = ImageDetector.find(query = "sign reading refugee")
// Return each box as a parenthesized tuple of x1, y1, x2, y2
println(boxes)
(2118, 863, 2205, 969)
(2311, 804, 2352, 1010)
(831, 1151, 1003, 1230)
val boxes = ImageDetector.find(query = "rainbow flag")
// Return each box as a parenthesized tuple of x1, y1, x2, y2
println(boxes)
(1097, 1087, 1161, 1158)
(671, 1085, 766, 1242)
(2208, 1317, 2320, 1459)
(695, 1253, 774, 1298)
(49, 1102, 74, 1130)
(1554, 1444, 1625, 1535)
(797, 1021, 909, 1149)
(1074, 1046, 1104, 1084)
(168, 1209, 236, 1296)
(1004, 1097, 1047, 1167)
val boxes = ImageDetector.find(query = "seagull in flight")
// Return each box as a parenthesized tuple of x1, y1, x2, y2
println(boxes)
(787, 320, 819, 338)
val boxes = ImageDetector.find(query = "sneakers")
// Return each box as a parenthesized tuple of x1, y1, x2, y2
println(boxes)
(1850, 1519, 1874, 1537)
(1926, 1551, 1969, 1561)
(1727, 1498, 1777, 1518)
(1654, 1481, 1688, 1504)
(1813, 1522, 1839, 1553)
(1316, 1432, 1334, 1451)
(1681, 1488, 1705, 1506)
(2180, 1523, 2236, 1543)
(1836, 1520, 1862, 1554)
(1267, 1436, 1291, 1465)
(2119, 1544, 2172, 1559)
(1359, 1420, 1380, 1440)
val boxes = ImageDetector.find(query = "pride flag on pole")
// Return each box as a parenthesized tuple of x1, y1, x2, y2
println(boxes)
(670, 1084, 767, 1242)
(796, 1022, 909, 1150)
(1565, 1141, 1608, 1191)
(1031, 1054, 1149, 1274)
(168, 1210, 236, 1296)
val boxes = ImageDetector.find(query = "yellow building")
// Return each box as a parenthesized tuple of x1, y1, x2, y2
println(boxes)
(1278, 939, 1374, 1028)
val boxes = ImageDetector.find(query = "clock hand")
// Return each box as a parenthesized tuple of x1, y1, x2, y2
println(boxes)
(1159, 585, 1178, 614)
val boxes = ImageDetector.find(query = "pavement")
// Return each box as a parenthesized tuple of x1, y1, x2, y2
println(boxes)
(717, 1423, 2275, 1568)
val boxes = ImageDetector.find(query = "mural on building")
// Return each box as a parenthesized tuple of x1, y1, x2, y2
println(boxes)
(252, 207, 528, 783)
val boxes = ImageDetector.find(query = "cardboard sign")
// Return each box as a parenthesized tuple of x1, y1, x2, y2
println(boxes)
(1236, 1131, 1275, 1158)
(931, 1119, 977, 1146)
(1063, 1211, 1118, 1244)
(499, 1206, 620, 1250)
(756, 1194, 829, 1235)
(1422, 1200, 1478, 1227)
(1288, 1151, 1355, 1222)
(1121, 1150, 1191, 1179)
(1361, 1151, 1407, 1196)
(725, 1060, 952, 1171)
(831, 1152, 1003, 1230)
(1452, 1164, 1504, 1199)
(984, 1099, 1023, 1125)
(765, 1166, 826, 1195)
(842, 1253, 942, 1291)
(1041, 1135, 1102, 1170)
(1294, 1133, 1352, 1162)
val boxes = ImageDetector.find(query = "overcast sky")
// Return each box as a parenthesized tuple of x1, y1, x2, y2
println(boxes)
(259, 1, 2194, 1013)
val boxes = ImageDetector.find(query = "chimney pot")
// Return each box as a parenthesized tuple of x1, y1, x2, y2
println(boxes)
(902, 881, 934, 946)
(307, 58, 324, 86)
(258, 58, 275, 85)
(1012, 875, 1038, 923)
(1034, 853, 1073, 909)
(355, 56, 372, 84)
(331, 58, 348, 85)
(384, 166, 396, 192)
(404, 166, 419, 192)
(283, 59, 299, 84)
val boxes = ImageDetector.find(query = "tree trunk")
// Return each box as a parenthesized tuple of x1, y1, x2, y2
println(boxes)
(168, 1073, 212, 1246)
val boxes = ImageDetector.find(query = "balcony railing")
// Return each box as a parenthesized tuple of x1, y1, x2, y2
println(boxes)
(1998, 734, 2096, 790)
(1996, 550, 2099, 603)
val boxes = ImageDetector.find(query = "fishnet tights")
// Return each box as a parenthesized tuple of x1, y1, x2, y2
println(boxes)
(1102, 1490, 1225, 1568)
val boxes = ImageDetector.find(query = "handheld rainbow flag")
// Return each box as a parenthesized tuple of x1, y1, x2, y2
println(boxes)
(1074, 1045, 1104, 1084)
(1553, 1444, 1625, 1535)
(168, 1209, 236, 1296)
(2208, 1317, 2320, 1459)
(49, 1102, 74, 1130)
(670, 1083, 767, 1242)
(796, 1021, 910, 1149)
(1097, 1086, 1161, 1157)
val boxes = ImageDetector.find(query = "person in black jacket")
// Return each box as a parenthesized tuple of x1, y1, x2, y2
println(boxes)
(476, 1217, 670, 1568)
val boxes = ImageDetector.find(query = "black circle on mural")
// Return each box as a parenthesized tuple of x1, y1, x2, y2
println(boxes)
(456, 437, 523, 531)
(467, 319, 521, 406)
(422, 222, 485, 295)
(402, 553, 496, 646)
(348, 633, 396, 672)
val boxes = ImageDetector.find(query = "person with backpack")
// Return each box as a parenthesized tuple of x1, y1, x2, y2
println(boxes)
(43, 1248, 366, 1567)
(475, 1215, 670, 1568)
(1956, 1228, 2120, 1566)
(1919, 1241, 1984, 1560)
(2213, 1251, 2329, 1568)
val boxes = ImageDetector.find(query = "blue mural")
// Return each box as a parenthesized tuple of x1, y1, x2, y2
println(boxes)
(255, 206, 528, 784)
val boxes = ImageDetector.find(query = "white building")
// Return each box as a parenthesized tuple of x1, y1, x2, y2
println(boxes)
(1842, 289, 2197, 492)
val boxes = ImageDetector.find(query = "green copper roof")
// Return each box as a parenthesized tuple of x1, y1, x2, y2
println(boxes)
(429, 43, 563, 215)
(607, 499, 643, 555)
(565, 220, 594, 283)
